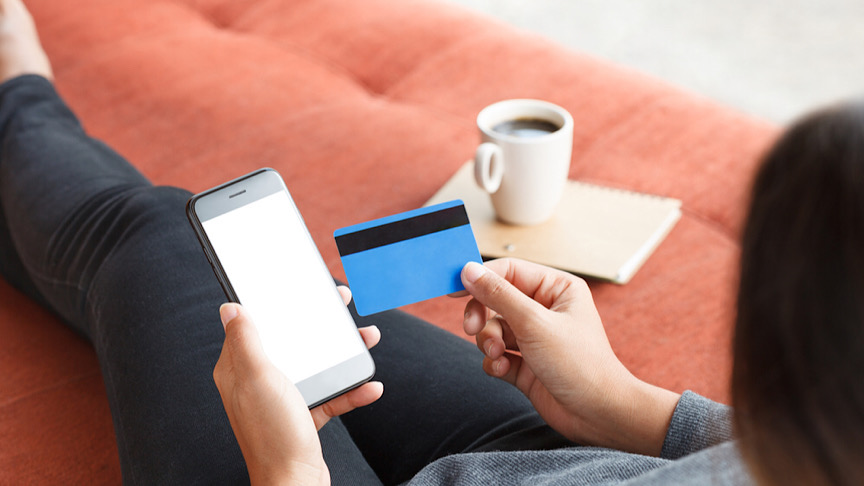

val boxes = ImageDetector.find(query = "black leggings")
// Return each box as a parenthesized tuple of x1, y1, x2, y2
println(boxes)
(0, 75, 571, 485)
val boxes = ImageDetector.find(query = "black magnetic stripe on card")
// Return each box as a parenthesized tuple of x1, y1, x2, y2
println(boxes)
(336, 205, 470, 256)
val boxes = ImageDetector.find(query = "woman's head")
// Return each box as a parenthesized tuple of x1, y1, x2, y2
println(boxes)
(733, 101, 864, 485)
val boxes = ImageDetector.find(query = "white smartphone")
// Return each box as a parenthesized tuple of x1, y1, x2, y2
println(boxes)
(186, 168, 375, 408)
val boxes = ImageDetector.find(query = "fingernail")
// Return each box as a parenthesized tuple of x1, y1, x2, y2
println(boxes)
(219, 303, 239, 328)
(463, 261, 486, 284)
(484, 339, 494, 356)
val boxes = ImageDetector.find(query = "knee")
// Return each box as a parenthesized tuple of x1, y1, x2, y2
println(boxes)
(116, 186, 193, 228)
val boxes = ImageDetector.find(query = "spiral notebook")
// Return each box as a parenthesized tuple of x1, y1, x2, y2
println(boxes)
(425, 162, 682, 284)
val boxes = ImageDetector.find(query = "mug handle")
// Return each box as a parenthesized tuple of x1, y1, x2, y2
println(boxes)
(474, 143, 504, 194)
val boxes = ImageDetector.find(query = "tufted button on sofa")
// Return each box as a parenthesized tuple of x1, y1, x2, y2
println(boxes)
(0, 0, 776, 482)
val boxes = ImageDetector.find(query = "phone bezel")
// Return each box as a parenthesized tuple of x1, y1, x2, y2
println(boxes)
(186, 168, 375, 409)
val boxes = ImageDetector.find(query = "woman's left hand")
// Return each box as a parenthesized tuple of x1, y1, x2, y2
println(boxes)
(213, 286, 383, 485)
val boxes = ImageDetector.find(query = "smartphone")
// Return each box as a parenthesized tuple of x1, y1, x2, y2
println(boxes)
(186, 168, 375, 408)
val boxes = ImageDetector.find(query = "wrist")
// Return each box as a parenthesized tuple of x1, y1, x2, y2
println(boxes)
(571, 366, 679, 456)
(613, 377, 681, 456)
(249, 460, 329, 486)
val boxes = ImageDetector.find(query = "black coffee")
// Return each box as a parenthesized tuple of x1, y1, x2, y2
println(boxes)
(492, 118, 561, 138)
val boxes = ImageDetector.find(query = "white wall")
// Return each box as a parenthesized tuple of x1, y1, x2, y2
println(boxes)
(445, 0, 864, 124)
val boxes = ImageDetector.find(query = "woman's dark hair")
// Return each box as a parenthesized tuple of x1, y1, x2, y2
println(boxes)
(733, 101, 864, 485)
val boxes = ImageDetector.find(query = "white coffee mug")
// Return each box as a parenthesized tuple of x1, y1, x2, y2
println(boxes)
(474, 99, 573, 225)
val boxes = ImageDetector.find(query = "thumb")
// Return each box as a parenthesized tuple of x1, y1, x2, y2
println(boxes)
(219, 303, 270, 372)
(461, 261, 547, 339)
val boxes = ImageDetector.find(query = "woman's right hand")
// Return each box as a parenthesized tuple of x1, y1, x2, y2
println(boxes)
(460, 258, 680, 456)
(214, 288, 382, 485)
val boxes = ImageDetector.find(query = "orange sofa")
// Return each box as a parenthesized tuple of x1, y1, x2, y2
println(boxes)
(0, 0, 777, 482)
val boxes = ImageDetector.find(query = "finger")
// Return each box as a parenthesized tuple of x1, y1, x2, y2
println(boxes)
(358, 325, 381, 350)
(461, 261, 548, 340)
(490, 315, 519, 350)
(482, 351, 524, 389)
(480, 258, 561, 296)
(462, 297, 488, 335)
(475, 315, 504, 357)
(482, 352, 513, 380)
(218, 303, 270, 373)
(310, 381, 384, 430)
(482, 354, 510, 379)
(476, 316, 518, 359)
(483, 258, 586, 310)
(337, 285, 352, 306)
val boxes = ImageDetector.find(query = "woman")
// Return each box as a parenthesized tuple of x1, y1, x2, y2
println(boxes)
(732, 101, 864, 485)
(0, 0, 860, 483)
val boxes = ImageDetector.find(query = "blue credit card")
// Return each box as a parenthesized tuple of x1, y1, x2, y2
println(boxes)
(334, 200, 482, 316)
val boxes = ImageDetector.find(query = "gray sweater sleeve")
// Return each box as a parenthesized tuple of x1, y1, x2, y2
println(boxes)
(660, 390, 736, 459)
(407, 390, 750, 485)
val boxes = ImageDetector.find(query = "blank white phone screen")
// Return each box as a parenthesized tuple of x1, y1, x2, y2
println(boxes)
(201, 191, 364, 384)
